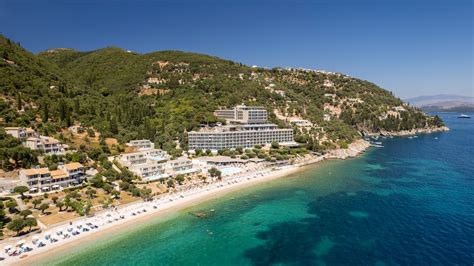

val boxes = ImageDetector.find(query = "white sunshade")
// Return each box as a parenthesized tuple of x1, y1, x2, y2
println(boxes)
(4, 245, 13, 250)
(16, 240, 26, 246)
(41, 186, 50, 190)
(32, 236, 39, 240)
(52, 185, 60, 188)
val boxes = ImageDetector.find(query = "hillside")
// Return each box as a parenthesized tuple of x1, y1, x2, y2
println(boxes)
(1, 34, 444, 156)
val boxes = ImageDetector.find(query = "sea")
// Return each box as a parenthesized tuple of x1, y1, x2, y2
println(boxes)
(41, 112, 473, 265)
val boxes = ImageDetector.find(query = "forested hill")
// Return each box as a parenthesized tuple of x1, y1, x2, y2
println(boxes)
(1, 35, 444, 154)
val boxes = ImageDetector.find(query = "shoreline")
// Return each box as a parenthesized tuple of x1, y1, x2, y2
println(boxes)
(1, 138, 370, 265)
(3, 161, 319, 265)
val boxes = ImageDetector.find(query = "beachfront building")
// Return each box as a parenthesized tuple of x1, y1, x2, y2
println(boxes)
(188, 105, 295, 151)
(117, 149, 169, 181)
(126, 139, 155, 150)
(19, 162, 87, 193)
(116, 149, 199, 181)
(166, 157, 199, 176)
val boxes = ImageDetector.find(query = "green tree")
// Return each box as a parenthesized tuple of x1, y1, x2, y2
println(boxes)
(271, 141, 280, 149)
(175, 174, 185, 185)
(39, 203, 49, 214)
(19, 209, 32, 219)
(24, 217, 37, 232)
(16, 92, 22, 111)
(13, 186, 29, 198)
(32, 198, 42, 209)
(6, 200, 18, 213)
(208, 167, 222, 179)
(56, 201, 65, 212)
(51, 196, 59, 204)
(7, 219, 25, 235)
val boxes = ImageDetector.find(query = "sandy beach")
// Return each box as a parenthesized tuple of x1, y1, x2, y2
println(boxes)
(2, 164, 307, 265)
(0, 140, 371, 265)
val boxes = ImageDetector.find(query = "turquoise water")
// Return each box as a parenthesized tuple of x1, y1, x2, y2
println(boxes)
(43, 113, 473, 265)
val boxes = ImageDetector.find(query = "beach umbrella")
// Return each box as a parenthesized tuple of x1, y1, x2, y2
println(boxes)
(16, 240, 26, 246)
(4, 245, 13, 251)
(76, 223, 82, 228)
(67, 226, 73, 232)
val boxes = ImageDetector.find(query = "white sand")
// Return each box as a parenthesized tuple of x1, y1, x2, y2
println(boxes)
(2, 164, 308, 265)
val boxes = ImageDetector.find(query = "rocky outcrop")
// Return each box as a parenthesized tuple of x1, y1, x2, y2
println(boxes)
(325, 139, 371, 160)
(378, 126, 449, 137)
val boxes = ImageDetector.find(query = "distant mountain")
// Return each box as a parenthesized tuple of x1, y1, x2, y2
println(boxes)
(405, 94, 474, 112)
(406, 94, 474, 106)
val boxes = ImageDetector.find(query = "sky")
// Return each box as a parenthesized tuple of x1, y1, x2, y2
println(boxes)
(0, 0, 472, 98)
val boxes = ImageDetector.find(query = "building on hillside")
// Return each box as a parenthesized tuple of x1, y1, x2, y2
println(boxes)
(4, 127, 38, 139)
(215, 105, 268, 124)
(19, 162, 87, 193)
(4, 127, 69, 155)
(126, 139, 155, 150)
(24, 136, 67, 154)
(188, 105, 296, 151)
(290, 119, 313, 127)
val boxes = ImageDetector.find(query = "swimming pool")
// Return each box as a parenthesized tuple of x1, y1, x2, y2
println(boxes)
(219, 167, 242, 176)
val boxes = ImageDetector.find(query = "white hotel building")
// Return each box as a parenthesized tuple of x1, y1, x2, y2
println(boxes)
(188, 105, 295, 151)
(116, 146, 198, 181)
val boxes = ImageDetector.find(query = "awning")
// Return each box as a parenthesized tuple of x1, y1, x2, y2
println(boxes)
(52, 185, 60, 188)
(41, 186, 50, 191)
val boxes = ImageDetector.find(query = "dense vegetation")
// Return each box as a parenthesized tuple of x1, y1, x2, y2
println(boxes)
(1, 34, 444, 160)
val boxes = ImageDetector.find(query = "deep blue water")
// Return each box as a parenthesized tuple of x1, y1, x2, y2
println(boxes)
(44, 113, 474, 265)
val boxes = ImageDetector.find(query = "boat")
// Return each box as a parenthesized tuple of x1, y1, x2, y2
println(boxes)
(458, 114, 471, 118)
(371, 144, 384, 148)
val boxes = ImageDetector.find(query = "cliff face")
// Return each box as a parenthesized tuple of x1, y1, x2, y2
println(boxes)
(1, 34, 444, 153)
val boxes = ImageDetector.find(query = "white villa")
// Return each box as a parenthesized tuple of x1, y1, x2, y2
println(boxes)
(4, 127, 38, 139)
(24, 136, 67, 154)
(126, 139, 155, 150)
(4, 127, 68, 155)
(116, 147, 198, 181)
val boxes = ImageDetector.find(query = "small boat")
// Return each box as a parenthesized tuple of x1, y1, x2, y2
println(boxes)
(371, 144, 384, 148)
(458, 114, 471, 118)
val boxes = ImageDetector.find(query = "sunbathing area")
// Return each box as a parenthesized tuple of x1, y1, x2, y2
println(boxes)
(0, 153, 323, 264)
